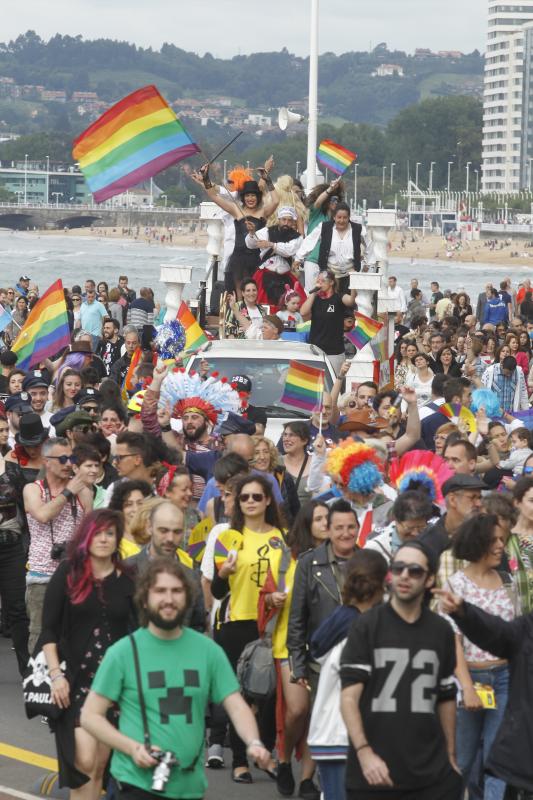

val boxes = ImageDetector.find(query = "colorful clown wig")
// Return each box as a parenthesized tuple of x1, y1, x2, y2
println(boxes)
(326, 439, 384, 495)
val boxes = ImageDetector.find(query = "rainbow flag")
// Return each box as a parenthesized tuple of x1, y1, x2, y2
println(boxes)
(11, 280, 70, 370)
(370, 336, 388, 363)
(122, 346, 143, 401)
(280, 361, 325, 413)
(177, 301, 208, 351)
(73, 85, 200, 203)
(345, 312, 383, 350)
(317, 139, 357, 176)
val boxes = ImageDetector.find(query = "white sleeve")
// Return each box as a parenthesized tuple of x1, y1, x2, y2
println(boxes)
(273, 235, 303, 258)
(245, 225, 268, 250)
(295, 224, 322, 261)
(306, 450, 330, 494)
(200, 523, 228, 581)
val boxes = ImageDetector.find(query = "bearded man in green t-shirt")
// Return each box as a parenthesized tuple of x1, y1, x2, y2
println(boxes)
(81, 558, 270, 800)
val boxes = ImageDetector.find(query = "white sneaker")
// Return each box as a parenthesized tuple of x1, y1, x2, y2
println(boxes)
(205, 744, 224, 769)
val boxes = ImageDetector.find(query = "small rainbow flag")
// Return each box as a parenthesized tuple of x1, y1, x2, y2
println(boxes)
(280, 361, 325, 413)
(73, 85, 200, 203)
(11, 280, 70, 370)
(214, 528, 244, 570)
(370, 336, 388, 363)
(345, 312, 383, 350)
(187, 518, 214, 564)
(177, 301, 209, 352)
(122, 346, 143, 401)
(317, 139, 357, 176)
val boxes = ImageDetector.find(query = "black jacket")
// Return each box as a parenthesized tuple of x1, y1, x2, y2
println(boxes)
(124, 546, 206, 632)
(287, 540, 345, 679)
(109, 352, 131, 386)
(452, 603, 533, 791)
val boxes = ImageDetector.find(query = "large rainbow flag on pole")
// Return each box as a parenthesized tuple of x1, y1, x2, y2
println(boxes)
(73, 85, 200, 203)
(177, 302, 208, 352)
(317, 139, 357, 176)
(345, 312, 384, 350)
(280, 361, 325, 413)
(11, 280, 70, 370)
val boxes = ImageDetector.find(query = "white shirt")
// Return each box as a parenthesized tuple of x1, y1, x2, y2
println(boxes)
(245, 226, 302, 275)
(295, 223, 356, 276)
(387, 285, 407, 312)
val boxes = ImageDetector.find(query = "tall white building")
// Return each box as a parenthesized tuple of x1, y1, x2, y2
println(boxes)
(482, 1, 533, 192)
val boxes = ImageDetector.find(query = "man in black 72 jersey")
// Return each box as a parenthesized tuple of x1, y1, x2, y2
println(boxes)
(340, 542, 462, 799)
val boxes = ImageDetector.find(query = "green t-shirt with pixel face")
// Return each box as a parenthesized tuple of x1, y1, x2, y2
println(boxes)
(91, 627, 239, 799)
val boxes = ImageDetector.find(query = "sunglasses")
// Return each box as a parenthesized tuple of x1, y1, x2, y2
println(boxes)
(72, 297, 81, 302)
(72, 425, 92, 434)
(390, 562, 428, 579)
(82, 405, 99, 414)
(112, 452, 138, 462)
(46, 454, 77, 465)
(239, 493, 265, 502)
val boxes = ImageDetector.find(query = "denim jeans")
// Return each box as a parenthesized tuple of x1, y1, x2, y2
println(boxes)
(317, 760, 346, 800)
(456, 664, 509, 800)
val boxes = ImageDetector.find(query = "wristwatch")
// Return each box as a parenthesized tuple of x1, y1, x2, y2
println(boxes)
(61, 488, 74, 500)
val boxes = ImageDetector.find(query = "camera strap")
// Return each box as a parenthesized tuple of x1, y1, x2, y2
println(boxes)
(129, 633, 151, 749)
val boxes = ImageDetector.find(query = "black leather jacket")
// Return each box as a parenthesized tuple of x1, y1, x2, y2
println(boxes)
(287, 540, 344, 680)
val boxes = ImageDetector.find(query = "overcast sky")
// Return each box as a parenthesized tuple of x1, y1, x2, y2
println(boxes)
(4, 0, 488, 56)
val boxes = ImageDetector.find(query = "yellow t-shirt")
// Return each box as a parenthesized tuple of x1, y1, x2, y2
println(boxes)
(119, 537, 141, 560)
(228, 526, 284, 622)
(272, 557, 296, 659)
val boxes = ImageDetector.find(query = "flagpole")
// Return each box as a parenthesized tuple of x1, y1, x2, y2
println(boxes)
(306, 0, 319, 193)
(318, 360, 325, 435)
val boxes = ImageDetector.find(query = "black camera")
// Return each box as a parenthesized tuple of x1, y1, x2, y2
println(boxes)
(149, 750, 178, 792)
(50, 542, 66, 561)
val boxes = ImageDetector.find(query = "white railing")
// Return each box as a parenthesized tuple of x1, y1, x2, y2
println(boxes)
(0, 202, 200, 214)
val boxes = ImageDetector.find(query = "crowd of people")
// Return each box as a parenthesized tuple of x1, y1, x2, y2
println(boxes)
(3, 167, 533, 800)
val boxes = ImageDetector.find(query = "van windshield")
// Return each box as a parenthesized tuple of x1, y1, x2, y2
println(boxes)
(188, 356, 333, 417)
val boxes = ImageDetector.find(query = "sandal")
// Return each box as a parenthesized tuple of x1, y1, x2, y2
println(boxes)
(232, 769, 253, 784)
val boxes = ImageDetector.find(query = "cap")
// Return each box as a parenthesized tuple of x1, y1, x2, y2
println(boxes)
(22, 370, 50, 391)
(0, 351, 18, 367)
(4, 393, 32, 414)
(338, 407, 389, 433)
(19, 275, 30, 282)
(231, 374, 252, 393)
(442, 474, 487, 497)
(54, 410, 93, 436)
(218, 411, 256, 436)
(74, 387, 103, 406)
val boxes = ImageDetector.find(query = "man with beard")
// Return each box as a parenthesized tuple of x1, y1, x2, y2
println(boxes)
(97, 318, 124, 376)
(81, 558, 270, 800)
(22, 371, 55, 431)
(245, 206, 304, 310)
(124, 500, 205, 631)
(180, 408, 217, 501)
(110, 326, 140, 387)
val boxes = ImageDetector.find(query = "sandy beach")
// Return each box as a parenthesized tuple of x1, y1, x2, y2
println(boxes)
(389, 229, 533, 268)
(25, 224, 208, 249)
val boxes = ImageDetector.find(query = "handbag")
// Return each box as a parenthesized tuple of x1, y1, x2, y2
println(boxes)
(22, 638, 66, 720)
(236, 546, 291, 701)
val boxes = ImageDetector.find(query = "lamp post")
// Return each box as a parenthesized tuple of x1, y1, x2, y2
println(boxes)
(429, 161, 436, 192)
(382, 166, 386, 194)
(296, 161, 300, 178)
(474, 169, 479, 194)
(160, 194, 168, 208)
(189, 194, 196, 208)
(447, 161, 453, 194)
(415, 162, 421, 186)
(45, 155, 50, 204)
(24, 153, 28, 204)
(305, 0, 319, 192)
(223, 159, 227, 183)
(354, 163, 358, 212)
(52, 192, 62, 208)
(390, 162, 396, 187)
(466, 161, 471, 193)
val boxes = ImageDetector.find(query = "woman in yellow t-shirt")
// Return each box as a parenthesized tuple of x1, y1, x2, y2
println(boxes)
(108, 479, 153, 559)
(211, 474, 285, 784)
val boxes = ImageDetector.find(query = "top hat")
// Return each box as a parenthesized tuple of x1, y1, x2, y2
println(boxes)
(15, 412, 49, 446)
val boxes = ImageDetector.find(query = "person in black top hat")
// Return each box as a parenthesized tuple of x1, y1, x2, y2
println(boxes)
(4, 412, 50, 495)
(193, 159, 280, 297)
(231, 374, 267, 434)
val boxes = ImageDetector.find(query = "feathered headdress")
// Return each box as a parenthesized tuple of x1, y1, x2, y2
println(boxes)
(388, 450, 454, 505)
(159, 370, 242, 426)
(326, 439, 384, 495)
(227, 166, 253, 192)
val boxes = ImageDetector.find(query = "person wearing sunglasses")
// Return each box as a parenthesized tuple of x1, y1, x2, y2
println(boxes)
(340, 541, 462, 800)
(53, 409, 95, 449)
(23, 436, 93, 651)
(211, 474, 285, 784)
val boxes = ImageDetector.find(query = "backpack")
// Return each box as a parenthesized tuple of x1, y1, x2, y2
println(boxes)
(236, 546, 291, 700)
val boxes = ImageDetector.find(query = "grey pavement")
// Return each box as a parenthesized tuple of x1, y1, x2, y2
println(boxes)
(0, 637, 285, 799)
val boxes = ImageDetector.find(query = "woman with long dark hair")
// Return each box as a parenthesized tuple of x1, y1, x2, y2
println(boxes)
(211, 474, 285, 783)
(41, 509, 135, 798)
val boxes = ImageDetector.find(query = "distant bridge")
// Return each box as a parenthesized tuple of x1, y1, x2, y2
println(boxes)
(0, 202, 200, 230)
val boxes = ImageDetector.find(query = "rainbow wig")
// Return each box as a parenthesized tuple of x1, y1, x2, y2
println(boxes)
(228, 166, 252, 192)
(326, 439, 384, 495)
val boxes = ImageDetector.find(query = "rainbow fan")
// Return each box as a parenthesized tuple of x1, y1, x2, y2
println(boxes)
(388, 450, 454, 505)
(187, 518, 214, 564)
(439, 403, 477, 434)
(214, 528, 244, 570)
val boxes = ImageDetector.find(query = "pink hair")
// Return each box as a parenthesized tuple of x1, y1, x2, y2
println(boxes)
(66, 509, 125, 604)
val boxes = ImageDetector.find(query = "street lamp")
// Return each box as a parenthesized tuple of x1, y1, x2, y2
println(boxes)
(415, 162, 421, 186)
(474, 169, 479, 194)
(52, 192, 62, 207)
(188, 194, 196, 207)
(429, 161, 436, 192)
(160, 194, 168, 207)
(382, 166, 386, 194)
(466, 161, 472, 193)
(46, 155, 50, 204)
(24, 153, 28, 204)
(447, 161, 454, 193)
(390, 162, 396, 187)
(296, 161, 300, 178)
(305, 0, 319, 192)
